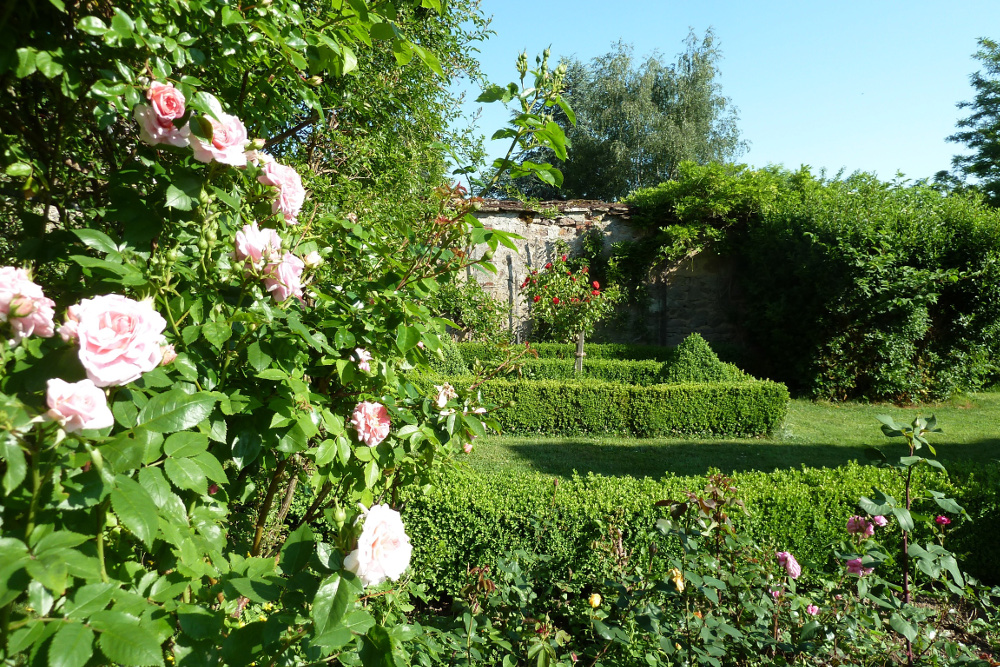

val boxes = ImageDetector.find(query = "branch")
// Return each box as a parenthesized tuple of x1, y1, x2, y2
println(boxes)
(265, 112, 320, 148)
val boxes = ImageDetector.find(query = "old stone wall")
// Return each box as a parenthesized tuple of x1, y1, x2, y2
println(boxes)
(470, 200, 742, 347)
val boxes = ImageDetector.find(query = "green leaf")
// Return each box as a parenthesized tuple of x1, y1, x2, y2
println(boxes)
(888, 613, 917, 642)
(202, 321, 232, 350)
(90, 611, 164, 666)
(137, 389, 216, 433)
(50, 622, 95, 667)
(312, 572, 360, 635)
(77, 16, 108, 35)
(16, 48, 36, 78)
(359, 625, 396, 667)
(163, 432, 209, 458)
(72, 228, 118, 255)
(1, 438, 26, 495)
(177, 604, 224, 641)
(225, 577, 281, 603)
(280, 524, 314, 575)
(164, 457, 207, 495)
(35, 51, 64, 79)
(111, 475, 159, 548)
(5, 162, 32, 178)
(63, 582, 115, 619)
(395, 325, 420, 353)
(891, 506, 914, 532)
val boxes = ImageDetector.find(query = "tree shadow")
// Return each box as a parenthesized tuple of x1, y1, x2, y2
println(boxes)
(493, 437, 1000, 479)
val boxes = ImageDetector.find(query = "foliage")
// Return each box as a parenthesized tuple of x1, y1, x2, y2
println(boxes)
(426, 333, 470, 376)
(493, 33, 746, 201)
(426, 278, 513, 347)
(459, 340, 679, 363)
(410, 376, 789, 437)
(661, 333, 747, 383)
(517, 358, 667, 385)
(521, 253, 621, 343)
(0, 1, 575, 665)
(944, 37, 1000, 206)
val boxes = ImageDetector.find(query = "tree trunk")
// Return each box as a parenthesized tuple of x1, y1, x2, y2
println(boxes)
(575, 330, 585, 374)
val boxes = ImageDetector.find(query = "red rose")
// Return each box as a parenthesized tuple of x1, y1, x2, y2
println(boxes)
(533, 295, 541, 303)
(592, 289, 600, 296)
(592, 281, 600, 289)
(571, 277, 576, 282)
(561, 254, 567, 261)
(532, 270, 538, 275)
(544, 262, 552, 269)
(552, 297, 560, 304)
(582, 267, 589, 273)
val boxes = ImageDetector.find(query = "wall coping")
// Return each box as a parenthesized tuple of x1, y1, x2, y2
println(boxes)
(476, 199, 633, 217)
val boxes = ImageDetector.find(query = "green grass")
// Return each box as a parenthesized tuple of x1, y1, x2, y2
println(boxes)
(466, 392, 1000, 479)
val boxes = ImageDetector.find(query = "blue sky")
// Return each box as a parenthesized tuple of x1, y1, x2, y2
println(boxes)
(451, 0, 1000, 187)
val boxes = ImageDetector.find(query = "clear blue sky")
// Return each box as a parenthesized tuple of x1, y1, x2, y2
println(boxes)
(452, 0, 1000, 187)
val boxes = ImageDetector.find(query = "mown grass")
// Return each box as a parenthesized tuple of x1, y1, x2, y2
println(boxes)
(465, 392, 1000, 479)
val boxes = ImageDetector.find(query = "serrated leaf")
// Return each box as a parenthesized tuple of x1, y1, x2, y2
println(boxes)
(280, 524, 314, 575)
(111, 475, 159, 548)
(312, 572, 360, 635)
(137, 389, 216, 433)
(164, 457, 207, 495)
(1, 438, 27, 495)
(90, 611, 163, 666)
(50, 622, 95, 667)
(5, 162, 32, 178)
(202, 321, 232, 350)
(63, 583, 115, 619)
(163, 432, 209, 458)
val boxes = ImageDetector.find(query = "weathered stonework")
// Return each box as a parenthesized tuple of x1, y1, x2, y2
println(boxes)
(470, 200, 742, 347)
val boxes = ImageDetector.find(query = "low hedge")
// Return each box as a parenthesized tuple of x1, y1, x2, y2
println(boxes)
(415, 376, 789, 437)
(458, 341, 676, 363)
(401, 462, 1000, 598)
(518, 358, 667, 385)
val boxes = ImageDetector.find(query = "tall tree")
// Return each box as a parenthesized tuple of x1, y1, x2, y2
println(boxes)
(946, 37, 1000, 205)
(488, 30, 745, 201)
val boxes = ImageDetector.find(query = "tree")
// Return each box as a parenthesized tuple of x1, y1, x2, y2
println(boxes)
(488, 31, 745, 201)
(945, 37, 1000, 205)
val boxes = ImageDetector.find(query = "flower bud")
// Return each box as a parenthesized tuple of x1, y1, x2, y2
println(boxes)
(588, 593, 601, 608)
(249, 137, 266, 151)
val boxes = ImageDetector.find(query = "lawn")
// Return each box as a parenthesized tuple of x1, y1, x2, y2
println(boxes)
(466, 392, 1000, 478)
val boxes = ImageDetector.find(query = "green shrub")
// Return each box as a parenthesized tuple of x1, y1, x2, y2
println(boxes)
(427, 334, 470, 375)
(411, 376, 788, 437)
(519, 358, 666, 384)
(459, 341, 677, 363)
(661, 332, 747, 382)
(400, 462, 1000, 598)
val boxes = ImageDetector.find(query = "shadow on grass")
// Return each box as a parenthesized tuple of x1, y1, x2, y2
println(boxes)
(489, 437, 1000, 479)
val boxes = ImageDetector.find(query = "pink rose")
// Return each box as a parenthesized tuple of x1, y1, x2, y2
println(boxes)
(846, 515, 874, 537)
(872, 515, 888, 527)
(71, 294, 167, 387)
(354, 348, 372, 372)
(776, 551, 801, 579)
(160, 344, 177, 366)
(343, 504, 412, 587)
(350, 401, 390, 447)
(771, 589, 782, 599)
(58, 304, 81, 344)
(846, 558, 873, 577)
(806, 604, 819, 616)
(46, 378, 114, 433)
(134, 83, 189, 148)
(262, 252, 305, 303)
(189, 98, 250, 166)
(303, 251, 323, 269)
(0, 266, 55, 343)
(258, 160, 306, 223)
(463, 442, 473, 454)
(234, 222, 283, 271)
(147, 82, 186, 122)
(935, 515, 951, 526)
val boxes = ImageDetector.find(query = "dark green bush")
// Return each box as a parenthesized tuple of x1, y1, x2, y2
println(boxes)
(458, 341, 677, 364)
(401, 462, 1000, 598)
(411, 375, 788, 437)
(519, 358, 666, 384)
(427, 333, 469, 376)
(660, 332, 747, 382)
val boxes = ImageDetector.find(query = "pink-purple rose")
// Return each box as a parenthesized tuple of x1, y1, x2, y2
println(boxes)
(776, 551, 801, 579)
(258, 160, 306, 223)
(189, 98, 250, 166)
(935, 515, 951, 526)
(343, 504, 412, 587)
(46, 378, 114, 433)
(234, 222, 283, 271)
(66, 294, 167, 387)
(0, 266, 56, 343)
(806, 604, 819, 616)
(134, 82, 190, 147)
(350, 401, 390, 447)
(872, 515, 888, 527)
(354, 348, 373, 372)
(846, 558, 874, 577)
(263, 252, 305, 303)
(846, 515, 874, 537)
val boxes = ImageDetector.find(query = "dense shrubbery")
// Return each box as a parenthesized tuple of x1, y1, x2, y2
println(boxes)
(411, 376, 788, 437)
(460, 341, 678, 363)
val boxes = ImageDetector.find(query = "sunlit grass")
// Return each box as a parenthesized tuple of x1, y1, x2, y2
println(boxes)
(464, 392, 1000, 479)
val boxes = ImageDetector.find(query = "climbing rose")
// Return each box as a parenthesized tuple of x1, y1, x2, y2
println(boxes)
(344, 504, 413, 587)
(134, 82, 189, 147)
(846, 558, 873, 576)
(776, 551, 801, 579)
(189, 98, 250, 166)
(592, 281, 600, 289)
(354, 348, 373, 372)
(234, 222, 282, 271)
(806, 605, 819, 616)
(351, 401, 390, 447)
(872, 515, 888, 527)
(58, 305, 81, 344)
(935, 515, 951, 526)
(258, 160, 306, 223)
(532, 295, 541, 303)
(552, 297, 559, 304)
(69, 295, 167, 387)
(434, 383, 458, 409)
(0, 267, 55, 343)
(263, 252, 305, 303)
(544, 262, 552, 269)
(303, 251, 323, 269)
(846, 515, 874, 537)
(160, 344, 177, 366)
(46, 378, 114, 433)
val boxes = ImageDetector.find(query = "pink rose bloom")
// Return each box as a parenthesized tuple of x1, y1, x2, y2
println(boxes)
(343, 504, 413, 587)
(350, 401, 390, 447)
(303, 251, 323, 269)
(134, 83, 189, 148)
(58, 304, 81, 344)
(771, 589, 782, 599)
(434, 383, 457, 409)
(463, 442, 473, 454)
(148, 81, 186, 122)
(258, 160, 306, 223)
(846, 515, 874, 537)
(71, 294, 167, 387)
(806, 604, 819, 616)
(846, 558, 873, 577)
(46, 378, 114, 433)
(0, 266, 55, 343)
(776, 551, 801, 579)
(354, 348, 372, 372)
(160, 344, 177, 366)
(234, 222, 283, 271)
(872, 515, 888, 527)
(262, 252, 305, 303)
(935, 515, 951, 526)
(189, 98, 250, 166)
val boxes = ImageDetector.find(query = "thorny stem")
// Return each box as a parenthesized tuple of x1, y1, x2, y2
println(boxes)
(252, 459, 288, 557)
(290, 482, 333, 532)
(97, 499, 110, 583)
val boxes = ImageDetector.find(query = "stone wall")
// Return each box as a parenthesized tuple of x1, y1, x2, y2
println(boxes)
(470, 200, 742, 347)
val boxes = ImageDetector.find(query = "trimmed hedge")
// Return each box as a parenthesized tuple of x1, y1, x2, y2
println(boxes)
(401, 462, 1000, 597)
(519, 358, 668, 385)
(415, 376, 788, 437)
(459, 341, 676, 363)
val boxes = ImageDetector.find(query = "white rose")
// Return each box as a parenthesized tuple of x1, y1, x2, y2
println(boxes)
(343, 504, 412, 587)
